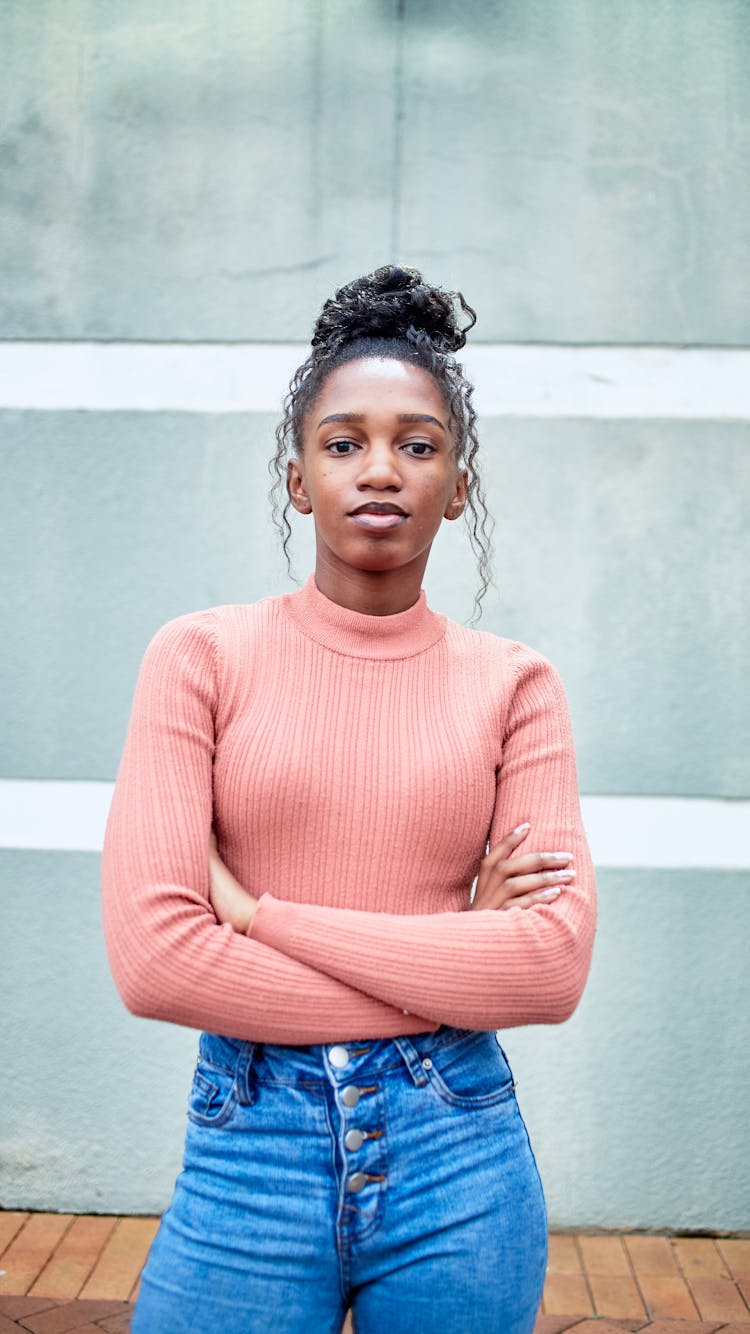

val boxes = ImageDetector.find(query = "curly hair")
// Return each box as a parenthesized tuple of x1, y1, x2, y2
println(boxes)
(269, 264, 494, 621)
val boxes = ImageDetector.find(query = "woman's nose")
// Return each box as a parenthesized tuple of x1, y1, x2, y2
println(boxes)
(356, 445, 402, 489)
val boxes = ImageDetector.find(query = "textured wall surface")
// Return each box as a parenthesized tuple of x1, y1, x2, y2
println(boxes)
(2, 409, 748, 795)
(2, 0, 749, 341)
(2, 0, 748, 1229)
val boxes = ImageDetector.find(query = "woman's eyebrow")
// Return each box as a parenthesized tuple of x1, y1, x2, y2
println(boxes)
(318, 412, 365, 427)
(317, 411, 446, 431)
(398, 413, 446, 431)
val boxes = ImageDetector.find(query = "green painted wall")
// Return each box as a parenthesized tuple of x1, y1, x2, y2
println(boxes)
(2, 410, 748, 795)
(1, 0, 749, 341)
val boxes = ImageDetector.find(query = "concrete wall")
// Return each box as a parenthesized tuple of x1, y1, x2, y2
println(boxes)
(3, 0, 749, 343)
(2, 0, 748, 1229)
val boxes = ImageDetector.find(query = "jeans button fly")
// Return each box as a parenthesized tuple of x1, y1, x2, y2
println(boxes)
(329, 1045, 350, 1069)
(341, 1085, 362, 1108)
(347, 1172, 368, 1193)
(345, 1128, 364, 1151)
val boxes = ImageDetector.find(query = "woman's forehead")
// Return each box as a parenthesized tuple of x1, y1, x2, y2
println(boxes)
(310, 356, 446, 418)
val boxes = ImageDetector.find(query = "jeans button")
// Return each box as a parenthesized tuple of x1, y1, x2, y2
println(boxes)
(341, 1086, 361, 1108)
(345, 1128, 364, 1151)
(329, 1045, 350, 1069)
(347, 1172, 368, 1193)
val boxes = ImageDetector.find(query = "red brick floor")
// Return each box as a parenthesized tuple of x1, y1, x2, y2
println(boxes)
(0, 1213, 748, 1331)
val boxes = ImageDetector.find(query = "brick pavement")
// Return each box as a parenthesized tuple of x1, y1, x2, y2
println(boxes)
(1, 1213, 748, 1331)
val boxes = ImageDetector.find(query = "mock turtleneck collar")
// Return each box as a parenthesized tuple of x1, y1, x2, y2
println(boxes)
(281, 574, 446, 660)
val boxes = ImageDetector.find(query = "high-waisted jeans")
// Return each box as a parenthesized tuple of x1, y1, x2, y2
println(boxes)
(132, 1025, 548, 1333)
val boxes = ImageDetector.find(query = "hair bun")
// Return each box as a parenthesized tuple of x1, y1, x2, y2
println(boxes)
(311, 264, 476, 357)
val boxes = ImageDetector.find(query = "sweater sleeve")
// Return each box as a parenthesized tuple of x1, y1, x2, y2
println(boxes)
(249, 648, 597, 1030)
(101, 613, 437, 1044)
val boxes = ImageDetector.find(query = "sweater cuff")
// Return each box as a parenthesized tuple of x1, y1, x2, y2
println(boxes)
(248, 892, 302, 953)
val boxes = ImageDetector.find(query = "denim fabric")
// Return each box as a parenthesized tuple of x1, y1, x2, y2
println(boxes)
(132, 1025, 547, 1333)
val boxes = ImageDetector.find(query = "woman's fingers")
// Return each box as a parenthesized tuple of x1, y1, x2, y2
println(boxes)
(474, 872, 574, 910)
(485, 853, 571, 885)
(500, 853, 574, 883)
(476, 875, 574, 910)
(472, 824, 576, 910)
(472, 848, 571, 891)
(481, 826, 573, 877)
(498, 886, 565, 911)
(498, 867, 575, 896)
(481, 821, 531, 868)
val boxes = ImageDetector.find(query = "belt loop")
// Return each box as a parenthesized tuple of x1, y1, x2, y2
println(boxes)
(393, 1036, 429, 1087)
(236, 1041, 261, 1105)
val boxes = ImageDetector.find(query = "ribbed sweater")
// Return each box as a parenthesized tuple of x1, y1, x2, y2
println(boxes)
(101, 574, 596, 1044)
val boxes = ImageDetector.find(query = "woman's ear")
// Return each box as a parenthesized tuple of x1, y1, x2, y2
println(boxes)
(443, 468, 468, 521)
(287, 457, 313, 515)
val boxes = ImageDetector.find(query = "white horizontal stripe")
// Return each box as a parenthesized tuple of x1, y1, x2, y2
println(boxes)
(0, 782, 748, 868)
(1, 781, 116, 853)
(580, 796, 750, 870)
(2, 342, 750, 419)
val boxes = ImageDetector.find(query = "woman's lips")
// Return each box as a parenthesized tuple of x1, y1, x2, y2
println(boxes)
(349, 504, 408, 531)
(350, 511, 407, 530)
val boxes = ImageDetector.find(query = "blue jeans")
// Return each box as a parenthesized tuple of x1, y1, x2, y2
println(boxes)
(133, 1025, 548, 1333)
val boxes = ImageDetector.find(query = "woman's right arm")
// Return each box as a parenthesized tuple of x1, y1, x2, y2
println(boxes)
(101, 612, 436, 1044)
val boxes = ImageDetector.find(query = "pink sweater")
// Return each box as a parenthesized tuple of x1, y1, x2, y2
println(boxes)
(101, 574, 596, 1044)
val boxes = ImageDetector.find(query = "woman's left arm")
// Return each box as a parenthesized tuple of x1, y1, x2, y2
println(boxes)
(238, 650, 597, 1031)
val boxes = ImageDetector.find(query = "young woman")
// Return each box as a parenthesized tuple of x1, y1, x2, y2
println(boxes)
(102, 265, 596, 1334)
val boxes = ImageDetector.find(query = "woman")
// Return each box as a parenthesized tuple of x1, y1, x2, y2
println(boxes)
(102, 265, 596, 1333)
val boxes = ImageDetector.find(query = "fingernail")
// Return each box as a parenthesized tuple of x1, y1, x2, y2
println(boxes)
(553, 852, 573, 862)
(551, 870, 574, 881)
(514, 822, 531, 835)
(539, 887, 561, 899)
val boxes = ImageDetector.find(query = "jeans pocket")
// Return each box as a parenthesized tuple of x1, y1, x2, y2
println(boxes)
(424, 1032, 516, 1110)
(186, 1059, 238, 1128)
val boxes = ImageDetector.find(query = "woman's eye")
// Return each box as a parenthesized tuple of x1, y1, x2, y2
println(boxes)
(326, 440, 358, 456)
(403, 441, 436, 456)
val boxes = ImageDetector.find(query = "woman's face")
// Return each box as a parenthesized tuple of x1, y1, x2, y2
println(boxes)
(288, 357, 467, 599)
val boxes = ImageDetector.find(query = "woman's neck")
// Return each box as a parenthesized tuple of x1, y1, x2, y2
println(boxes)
(313, 551, 428, 617)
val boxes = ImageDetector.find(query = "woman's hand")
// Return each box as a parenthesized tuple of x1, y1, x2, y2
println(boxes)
(471, 823, 575, 911)
(208, 828, 258, 932)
